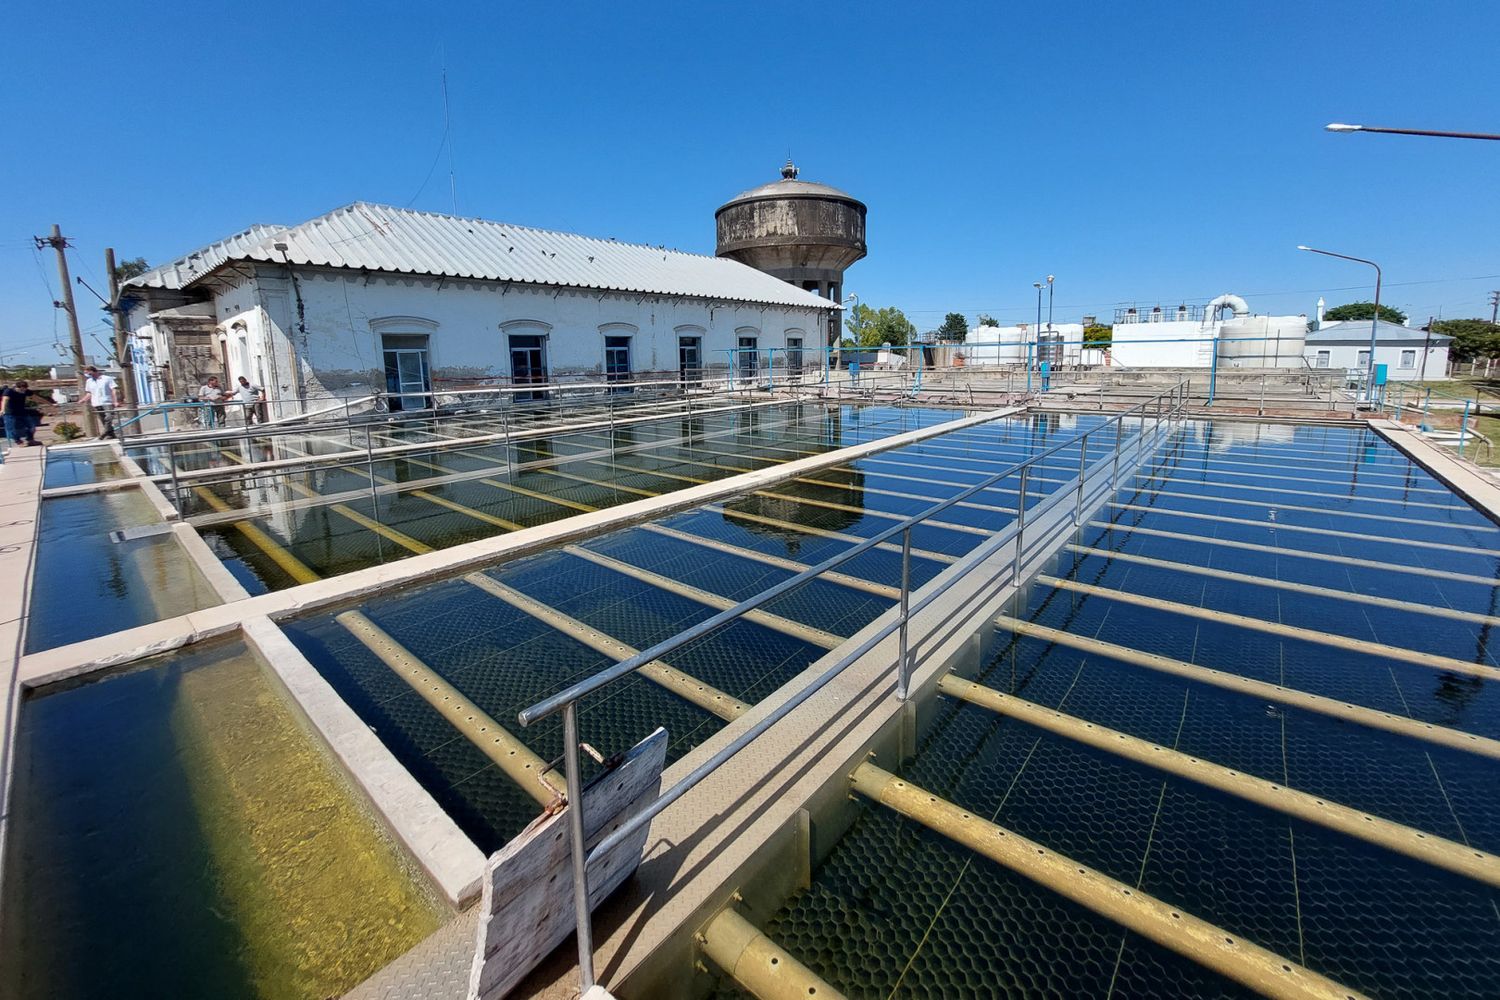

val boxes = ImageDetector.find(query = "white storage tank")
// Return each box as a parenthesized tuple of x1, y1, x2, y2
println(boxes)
(964, 325, 1026, 365)
(1217, 316, 1308, 368)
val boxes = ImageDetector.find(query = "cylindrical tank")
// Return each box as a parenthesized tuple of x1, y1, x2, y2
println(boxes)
(1217, 316, 1308, 368)
(963, 326, 1026, 365)
(715, 162, 866, 300)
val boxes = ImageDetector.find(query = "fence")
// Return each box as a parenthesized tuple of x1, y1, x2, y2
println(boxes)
(516, 381, 1192, 995)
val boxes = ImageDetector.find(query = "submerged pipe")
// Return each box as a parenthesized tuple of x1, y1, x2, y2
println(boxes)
(850, 762, 1366, 1000)
(699, 907, 846, 1000)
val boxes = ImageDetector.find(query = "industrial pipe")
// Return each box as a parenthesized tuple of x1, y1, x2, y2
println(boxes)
(700, 906, 845, 1000)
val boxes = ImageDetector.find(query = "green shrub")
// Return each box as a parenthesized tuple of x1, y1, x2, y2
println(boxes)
(54, 421, 83, 441)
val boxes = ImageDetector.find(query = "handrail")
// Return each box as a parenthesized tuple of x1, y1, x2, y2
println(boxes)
(516, 385, 1177, 726)
(517, 381, 1190, 993)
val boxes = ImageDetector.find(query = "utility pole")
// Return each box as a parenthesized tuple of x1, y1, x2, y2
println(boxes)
(1419, 316, 1433, 383)
(35, 225, 98, 435)
(105, 248, 139, 409)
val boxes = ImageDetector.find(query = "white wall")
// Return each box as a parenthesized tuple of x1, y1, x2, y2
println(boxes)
(150, 267, 830, 409)
(1303, 342, 1451, 382)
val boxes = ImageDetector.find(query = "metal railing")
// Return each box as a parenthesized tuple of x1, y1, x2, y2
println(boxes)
(516, 381, 1191, 994)
(134, 381, 764, 516)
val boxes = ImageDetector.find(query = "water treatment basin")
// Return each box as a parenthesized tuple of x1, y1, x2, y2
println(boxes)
(0, 640, 444, 1000)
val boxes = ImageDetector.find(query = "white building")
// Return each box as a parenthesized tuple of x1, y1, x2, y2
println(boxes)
(122, 202, 838, 411)
(1303, 320, 1452, 382)
(962, 295, 1309, 370)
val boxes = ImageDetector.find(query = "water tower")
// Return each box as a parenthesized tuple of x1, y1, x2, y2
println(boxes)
(715, 161, 867, 345)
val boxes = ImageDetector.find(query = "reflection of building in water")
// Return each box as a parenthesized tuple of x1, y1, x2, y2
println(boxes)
(1194, 420, 1296, 453)
(721, 467, 866, 559)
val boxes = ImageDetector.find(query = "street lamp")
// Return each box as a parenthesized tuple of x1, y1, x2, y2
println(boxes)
(1046, 274, 1056, 363)
(1297, 245, 1382, 403)
(1325, 122, 1500, 141)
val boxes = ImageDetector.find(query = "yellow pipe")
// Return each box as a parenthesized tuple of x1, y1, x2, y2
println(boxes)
(699, 907, 846, 1000)
(563, 546, 843, 649)
(1064, 544, 1500, 627)
(336, 610, 562, 805)
(191, 486, 320, 585)
(992, 615, 1500, 760)
(1086, 521, 1500, 588)
(850, 762, 1366, 1000)
(1107, 503, 1491, 556)
(639, 524, 900, 600)
(939, 675, 1500, 890)
(465, 574, 746, 722)
(1037, 575, 1500, 683)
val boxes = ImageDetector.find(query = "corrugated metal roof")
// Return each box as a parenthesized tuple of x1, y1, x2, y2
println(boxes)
(127, 223, 288, 290)
(1306, 320, 1452, 345)
(134, 202, 837, 311)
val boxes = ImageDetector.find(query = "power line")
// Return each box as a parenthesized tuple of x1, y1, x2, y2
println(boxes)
(897, 271, 1500, 318)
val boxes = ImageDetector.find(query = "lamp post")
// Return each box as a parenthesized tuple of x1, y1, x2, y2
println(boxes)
(1029, 281, 1042, 393)
(833, 293, 857, 381)
(1297, 245, 1382, 403)
(1325, 122, 1500, 141)
(1046, 274, 1055, 364)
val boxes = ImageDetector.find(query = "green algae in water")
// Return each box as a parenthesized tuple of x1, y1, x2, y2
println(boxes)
(0, 642, 445, 1000)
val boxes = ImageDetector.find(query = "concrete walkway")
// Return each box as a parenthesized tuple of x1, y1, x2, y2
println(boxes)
(0, 444, 45, 920)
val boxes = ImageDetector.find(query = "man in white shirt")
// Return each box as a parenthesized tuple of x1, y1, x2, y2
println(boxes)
(198, 375, 226, 427)
(83, 366, 120, 439)
(234, 375, 265, 426)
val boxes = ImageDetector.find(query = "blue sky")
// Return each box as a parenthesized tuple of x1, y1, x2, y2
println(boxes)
(2, 0, 1497, 361)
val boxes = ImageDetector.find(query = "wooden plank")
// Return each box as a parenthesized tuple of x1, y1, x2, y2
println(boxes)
(467, 727, 668, 1000)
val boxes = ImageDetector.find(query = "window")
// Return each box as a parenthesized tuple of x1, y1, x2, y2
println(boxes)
(1315, 350, 1330, 369)
(1356, 349, 1371, 368)
(604, 335, 631, 386)
(381, 334, 431, 412)
(1399, 349, 1416, 369)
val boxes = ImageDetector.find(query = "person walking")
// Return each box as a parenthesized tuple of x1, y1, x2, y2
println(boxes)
(199, 375, 227, 427)
(1, 380, 37, 447)
(83, 365, 121, 439)
(234, 375, 265, 426)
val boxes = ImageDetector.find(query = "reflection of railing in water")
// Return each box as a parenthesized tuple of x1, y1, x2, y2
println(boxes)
(102, 384, 771, 517)
(515, 381, 1192, 997)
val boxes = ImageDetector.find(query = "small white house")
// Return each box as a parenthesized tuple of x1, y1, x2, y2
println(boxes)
(122, 202, 838, 411)
(1303, 321, 1451, 382)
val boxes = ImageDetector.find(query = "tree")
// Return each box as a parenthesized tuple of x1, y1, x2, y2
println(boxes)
(976, 314, 1000, 327)
(1323, 301, 1407, 325)
(1430, 319, 1500, 362)
(845, 303, 915, 347)
(112, 257, 150, 282)
(1083, 323, 1113, 347)
(937, 312, 968, 342)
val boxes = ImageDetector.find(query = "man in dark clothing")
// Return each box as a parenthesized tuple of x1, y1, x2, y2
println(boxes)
(2, 381, 37, 447)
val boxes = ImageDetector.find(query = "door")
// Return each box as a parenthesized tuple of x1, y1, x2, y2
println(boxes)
(738, 335, 758, 383)
(382, 344, 431, 412)
(678, 336, 702, 386)
(509, 334, 548, 401)
(604, 336, 631, 390)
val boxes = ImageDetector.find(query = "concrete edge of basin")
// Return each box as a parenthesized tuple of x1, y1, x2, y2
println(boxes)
(16, 403, 1022, 691)
(1368, 418, 1500, 527)
(241, 615, 486, 909)
(172, 522, 252, 603)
